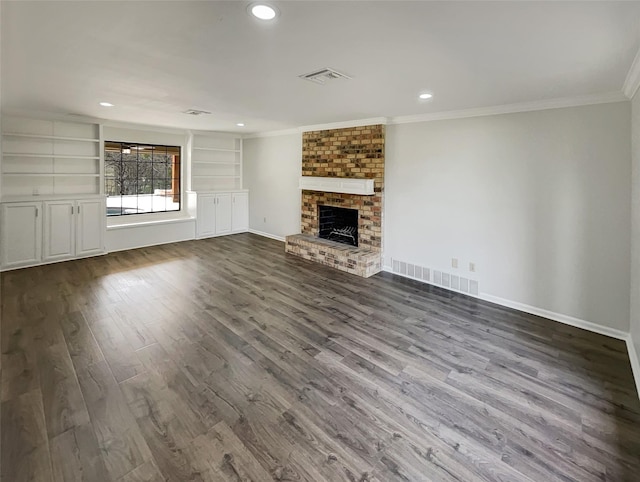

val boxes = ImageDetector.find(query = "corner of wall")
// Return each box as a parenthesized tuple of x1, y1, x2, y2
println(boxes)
(627, 335, 640, 400)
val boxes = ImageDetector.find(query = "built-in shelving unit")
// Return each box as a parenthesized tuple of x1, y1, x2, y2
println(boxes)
(1, 117, 102, 200)
(190, 133, 242, 191)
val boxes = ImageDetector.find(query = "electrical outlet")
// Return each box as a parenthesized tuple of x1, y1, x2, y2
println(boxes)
(469, 262, 476, 272)
(452, 258, 458, 269)
(263, 217, 266, 223)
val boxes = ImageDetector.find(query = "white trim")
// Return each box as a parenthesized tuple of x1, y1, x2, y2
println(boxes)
(0, 252, 107, 272)
(625, 334, 640, 400)
(623, 46, 640, 99)
(1, 108, 105, 125)
(101, 120, 190, 136)
(244, 93, 628, 138)
(388, 91, 628, 125)
(107, 216, 195, 230)
(479, 293, 628, 341)
(243, 117, 389, 139)
(105, 237, 192, 254)
(299, 176, 374, 195)
(248, 228, 285, 242)
(299, 117, 388, 133)
(382, 266, 628, 340)
(242, 127, 300, 139)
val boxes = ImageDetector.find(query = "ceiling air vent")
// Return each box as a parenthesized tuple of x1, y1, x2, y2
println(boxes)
(299, 68, 351, 85)
(183, 109, 211, 116)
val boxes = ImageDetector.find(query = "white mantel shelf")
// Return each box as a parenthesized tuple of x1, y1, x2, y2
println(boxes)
(299, 176, 374, 195)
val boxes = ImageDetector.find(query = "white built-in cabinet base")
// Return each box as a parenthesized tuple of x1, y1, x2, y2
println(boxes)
(187, 190, 249, 239)
(1, 196, 106, 271)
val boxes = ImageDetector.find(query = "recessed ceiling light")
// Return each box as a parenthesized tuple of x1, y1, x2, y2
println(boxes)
(236, 123, 245, 127)
(99, 102, 114, 107)
(250, 3, 277, 20)
(419, 93, 433, 100)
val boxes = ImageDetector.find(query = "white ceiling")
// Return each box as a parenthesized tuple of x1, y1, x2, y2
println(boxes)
(3, 1, 640, 134)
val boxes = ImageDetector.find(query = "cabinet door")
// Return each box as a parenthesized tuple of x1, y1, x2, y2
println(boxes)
(1, 202, 42, 268)
(76, 199, 105, 256)
(43, 201, 76, 261)
(231, 192, 249, 232)
(215, 193, 232, 235)
(196, 195, 217, 238)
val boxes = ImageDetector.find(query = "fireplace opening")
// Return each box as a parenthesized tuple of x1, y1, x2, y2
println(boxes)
(318, 205, 358, 247)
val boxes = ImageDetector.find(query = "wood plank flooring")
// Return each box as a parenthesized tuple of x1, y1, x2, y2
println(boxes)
(1, 233, 639, 481)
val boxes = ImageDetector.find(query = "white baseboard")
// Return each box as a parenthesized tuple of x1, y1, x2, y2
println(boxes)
(382, 266, 627, 340)
(626, 335, 640, 400)
(479, 293, 628, 341)
(383, 266, 639, 399)
(248, 229, 285, 242)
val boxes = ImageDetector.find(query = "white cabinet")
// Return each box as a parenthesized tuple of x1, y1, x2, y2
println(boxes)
(189, 190, 249, 239)
(1, 196, 105, 270)
(232, 192, 249, 232)
(44, 200, 75, 261)
(43, 199, 105, 262)
(1, 202, 42, 268)
(76, 199, 105, 256)
(215, 193, 232, 235)
(196, 194, 217, 238)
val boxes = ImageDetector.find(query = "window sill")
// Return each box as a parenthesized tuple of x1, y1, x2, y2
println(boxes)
(107, 214, 195, 230)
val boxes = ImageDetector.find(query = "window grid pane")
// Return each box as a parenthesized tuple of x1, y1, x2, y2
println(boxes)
(104, 141, 181, 216)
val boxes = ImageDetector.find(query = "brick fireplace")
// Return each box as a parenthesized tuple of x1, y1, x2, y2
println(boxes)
(285, 124, 384, 277)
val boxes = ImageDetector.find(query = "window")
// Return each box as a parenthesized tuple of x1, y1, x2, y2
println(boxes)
(105, 141, 181, 216)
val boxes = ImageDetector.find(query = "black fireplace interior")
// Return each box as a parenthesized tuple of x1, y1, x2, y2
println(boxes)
(318, 205, 359, 247)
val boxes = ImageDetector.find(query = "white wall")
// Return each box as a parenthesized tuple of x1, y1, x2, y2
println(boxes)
(385, 102, 631, 333)
(103, 125, 195, 252)
(243, 134, 301, 240)
(630, 91, 640, 384)
(105, 219, 195, 252)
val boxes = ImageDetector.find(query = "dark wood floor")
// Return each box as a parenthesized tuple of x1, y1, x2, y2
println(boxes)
(1, 233, 639, 481)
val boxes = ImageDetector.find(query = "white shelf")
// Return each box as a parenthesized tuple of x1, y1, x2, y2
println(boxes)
(2, 133, 100, 143)
(190, 133, 242, 192)
(299, 176, 375, 195)
(1, 117, 102, 199)
(2, 193, 105, 203)
(3, 153, 100, 159)
(2, 173, 100, 177)
(193, 147, 240, 153)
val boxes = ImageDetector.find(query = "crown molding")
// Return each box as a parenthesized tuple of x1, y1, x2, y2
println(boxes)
(243, 93, 628, 139)
(388, 91, 628, 125)
(299, 116, 388, 133)
(7, 90, 630, 142)
(242, 127, 301, 139)
(2, 107, 105, 125)
(243, 116, 389, 139)
(624, 46, 640, 99)
(103, 120, 190, 136)
(1, 107, 195, 135)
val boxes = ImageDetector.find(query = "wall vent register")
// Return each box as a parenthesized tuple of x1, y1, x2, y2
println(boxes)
(299, 68, 351, 85)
